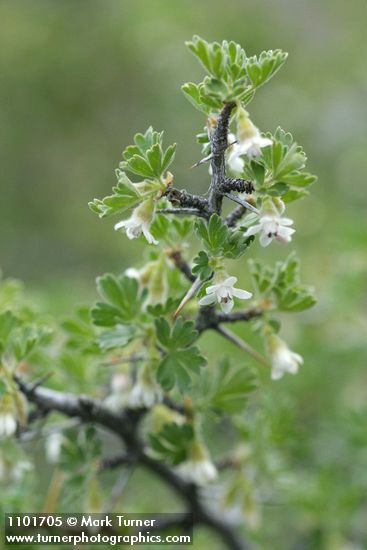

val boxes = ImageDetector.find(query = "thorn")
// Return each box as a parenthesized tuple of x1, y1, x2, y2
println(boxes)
(215, 325, 271, 368)
(174, 277, 203, 318)
(191, 141, 237, 169)
(190, 154, 213, 169)
(29, 372, 54, 392)
(223, 193, 260, 215)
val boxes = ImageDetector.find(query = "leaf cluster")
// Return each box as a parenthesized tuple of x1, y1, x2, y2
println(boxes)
(182, 36, 287, 113)
(0, 310, 51, 362)
(193, 359, 257, 414)
(249, 253, 316, 312)
(243, 127, 317, 203)
(195, 214, 254, 264)
(89, 127, 176, 219)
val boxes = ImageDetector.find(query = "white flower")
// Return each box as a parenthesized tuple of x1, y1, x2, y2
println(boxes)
(114, 199, 158, 245)
(178, 441, 217, 486)
(267, 334, 303, 380)
(45, 432, 63, 463)
(198, 276, 252, 313)
(128, 366, 162, 409)
(244, 213, 295, 247)
(226, 133, 245, 174)
(0, 412, 17, 439)
(230, 105, 272, 164)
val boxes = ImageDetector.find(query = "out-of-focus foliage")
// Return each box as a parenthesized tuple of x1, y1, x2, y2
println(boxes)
(1, 2, 366, 549)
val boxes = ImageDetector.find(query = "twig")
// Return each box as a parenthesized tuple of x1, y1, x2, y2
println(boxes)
(165, 187, 209, 216)
(168, 250, 195, 282)
(157, 207, 204, 217)
(215, 325, 271, 369)
(15, 377, 250, 550)
(216, 308, 262, 323)
(100, 452, 137, 472)
(221, 178, 254, 194)
(222, 193, 259, 215)
(102, 469, 133, 513)
(225, 205, 247, 227)
(195, 306, 261, 333)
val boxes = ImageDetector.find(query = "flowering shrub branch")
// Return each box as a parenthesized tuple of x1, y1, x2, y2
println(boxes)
(1, 36, 317, 548)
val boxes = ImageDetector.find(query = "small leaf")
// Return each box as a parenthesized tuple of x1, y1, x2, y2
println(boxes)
(195, 359, 257, 414)
(192, 251, 213, 280)
(155, 317, 206, 392)
(97, 324, 136, 351)
(149, 423, 194, 465)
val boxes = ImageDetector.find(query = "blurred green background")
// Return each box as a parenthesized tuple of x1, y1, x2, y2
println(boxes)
(1, 1, 367, 548)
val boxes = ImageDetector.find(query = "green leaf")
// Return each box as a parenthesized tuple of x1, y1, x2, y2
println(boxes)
(224, 231, 254, 259)
(88, 172, 141, 219)
(245, 49, 288, 88)
(186, 36, 212, 73)
(149, 423, 194, 465)
(280, 172, 317, 187)
(195, 214, 228, 256)
(147, 143, 162, 177)
(195, 214, 253, 259)
(0, 311, 19, 350)
(195, 359, 257, 414)
(249, 254, 316, 312)
(255, 127, 317, 201)
(248, 259, 276, 294)
(161, 143, 177, 173)
(122, 155, 155, 178)
(92, 274, 145, 326)
(97, 324, 136, 351)
(11, 325, 51, 361)
(181, 82, 210, 114)
(155, 317, 206, 391)
(120, 128, 176, 179)
(282, 189, 309, 203)
(146, 297, 181, 318)
(192, 251, 213, 280)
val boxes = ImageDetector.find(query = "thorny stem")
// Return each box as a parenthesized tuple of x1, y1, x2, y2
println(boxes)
(157, 207, 204, 217)
(15, 376, 250, 550)
(208, 102, 236, 213)
(164, 187, 209, 215)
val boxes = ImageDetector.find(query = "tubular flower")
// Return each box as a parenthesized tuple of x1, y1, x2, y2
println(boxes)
(226, 132, 245, 174)
(267, 334, 303, 380)
(231, 105, 273, 161)
(178, 440, 217, 486)
(114, 198, 158, 245)
(244, 213, 295, 247)
(199, 275, 252, 313)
